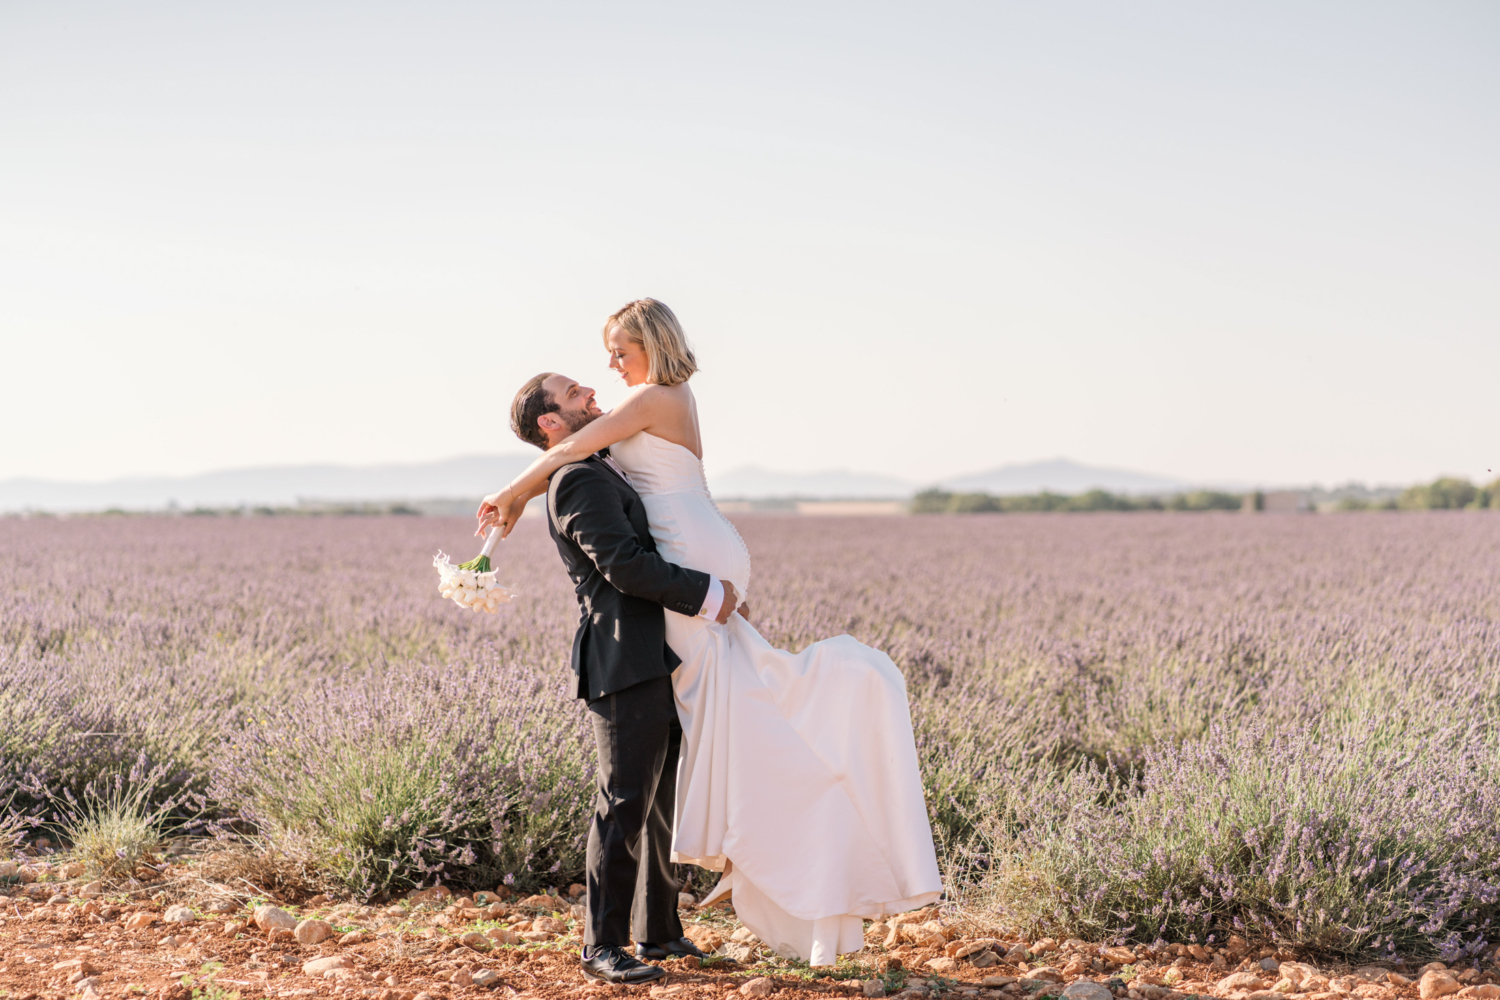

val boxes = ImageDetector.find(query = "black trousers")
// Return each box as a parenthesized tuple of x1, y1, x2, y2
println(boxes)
(583, 674, 684, 948)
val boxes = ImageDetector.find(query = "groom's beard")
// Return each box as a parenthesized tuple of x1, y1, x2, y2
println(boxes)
(560, 408, 600, 435)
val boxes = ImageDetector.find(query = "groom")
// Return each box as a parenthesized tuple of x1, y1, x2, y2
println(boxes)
(495, 373, 738, 985)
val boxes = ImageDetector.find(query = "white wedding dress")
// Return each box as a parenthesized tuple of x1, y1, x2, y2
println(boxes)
(608, 431, 942, 966)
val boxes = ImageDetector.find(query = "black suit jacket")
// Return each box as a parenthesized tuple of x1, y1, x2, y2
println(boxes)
(546, 453, 711, 700)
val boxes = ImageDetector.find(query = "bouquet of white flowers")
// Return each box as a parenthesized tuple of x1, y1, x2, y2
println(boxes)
(433, 528, 516, 614)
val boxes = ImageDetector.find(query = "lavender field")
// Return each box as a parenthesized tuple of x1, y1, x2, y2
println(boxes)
(3, 513, 1499, 962)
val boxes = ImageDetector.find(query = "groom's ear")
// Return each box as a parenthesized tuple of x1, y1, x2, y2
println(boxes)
(535, 411, 562, 442)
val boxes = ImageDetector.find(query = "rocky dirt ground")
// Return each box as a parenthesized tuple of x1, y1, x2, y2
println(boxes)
(3, 855, 1499, 1000)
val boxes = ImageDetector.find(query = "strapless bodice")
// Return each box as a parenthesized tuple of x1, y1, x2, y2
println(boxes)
(609, 431, 710, 496)
(607, 431, 751, 597)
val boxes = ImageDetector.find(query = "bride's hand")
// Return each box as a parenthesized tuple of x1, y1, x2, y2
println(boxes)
(476, 488, 515, 537)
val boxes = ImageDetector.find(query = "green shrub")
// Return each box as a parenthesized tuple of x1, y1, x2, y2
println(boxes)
(1399, 477, 1478, 510)
(910, 489, 955, 513)
(951, 492, 1003, 513)
(911, 488, 1242, 514)
(1167, 490, 1243, 512)
(212, 663, 594, 899)
(54, 779, 177, 881)
(1068, 489, 1138, 512)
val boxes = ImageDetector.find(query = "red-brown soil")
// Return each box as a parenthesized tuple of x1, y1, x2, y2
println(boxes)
(2, 873, 1491, 1000)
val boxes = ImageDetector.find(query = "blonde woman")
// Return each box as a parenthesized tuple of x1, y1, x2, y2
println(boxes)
(480, 299, 940, 968)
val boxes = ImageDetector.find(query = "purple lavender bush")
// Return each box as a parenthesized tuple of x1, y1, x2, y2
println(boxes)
(981, 719, 1500, 961)
(210, 658, 594, 898)
(736, 511, 1500, 960)
(0, 514, 588, 883)
(4, 509, 1500, 959)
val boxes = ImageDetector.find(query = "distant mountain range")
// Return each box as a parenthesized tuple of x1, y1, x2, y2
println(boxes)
(0, 455, 534, 513)
(708, 466, 918, 500)
(0, 456, 1211, 513)
(712, 458, 1190, 499)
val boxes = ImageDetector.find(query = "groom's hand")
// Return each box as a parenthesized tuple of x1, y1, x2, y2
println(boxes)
(715, 580, 740, 624)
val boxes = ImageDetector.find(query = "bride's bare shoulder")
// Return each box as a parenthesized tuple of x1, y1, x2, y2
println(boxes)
(623, 382, 693, 410)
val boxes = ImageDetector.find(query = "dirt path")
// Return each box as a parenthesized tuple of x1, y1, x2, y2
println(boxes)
(1, 870, 1486, 1000)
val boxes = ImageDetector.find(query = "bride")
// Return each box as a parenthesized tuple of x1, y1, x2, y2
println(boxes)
(479, 299, 941, 965)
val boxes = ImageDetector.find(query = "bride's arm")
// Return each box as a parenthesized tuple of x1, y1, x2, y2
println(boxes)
(477, 388, 665, 537)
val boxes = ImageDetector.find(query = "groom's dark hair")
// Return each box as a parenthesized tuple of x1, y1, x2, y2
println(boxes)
(511, 373, 561, 450)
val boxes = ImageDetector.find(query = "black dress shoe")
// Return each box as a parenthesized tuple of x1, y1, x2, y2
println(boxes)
(581, 945, 667, 984)
(635, 937, 708, 961)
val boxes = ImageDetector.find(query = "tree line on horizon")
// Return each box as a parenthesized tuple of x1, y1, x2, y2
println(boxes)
(912, 475, 1500, 515)
(911, 487, 1244, 514)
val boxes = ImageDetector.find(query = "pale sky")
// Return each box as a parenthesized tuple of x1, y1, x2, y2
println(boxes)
(3, 1, 1496, 488)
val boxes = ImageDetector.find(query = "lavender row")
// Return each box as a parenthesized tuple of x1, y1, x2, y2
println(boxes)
(2, 512, 1498, 958)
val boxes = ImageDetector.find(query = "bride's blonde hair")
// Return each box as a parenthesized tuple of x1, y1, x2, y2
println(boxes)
(603, 298, 698, 386)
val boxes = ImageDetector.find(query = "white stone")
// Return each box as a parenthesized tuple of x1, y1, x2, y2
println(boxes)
(1217, 973, 1266, 991)
(1280, 962, 1320, 989)
(720, 942, 756, 963)
(461, 930, 495, 951)
(1063, 983, 1115, 1000)
(125, 911, 158, 930)
(294, 918, 333, 945)
(956, 939, 1001, 959)
(1420, 971, 1462, 1000)
(253, 904, 298, 931)
(162, 905, 196, 923)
